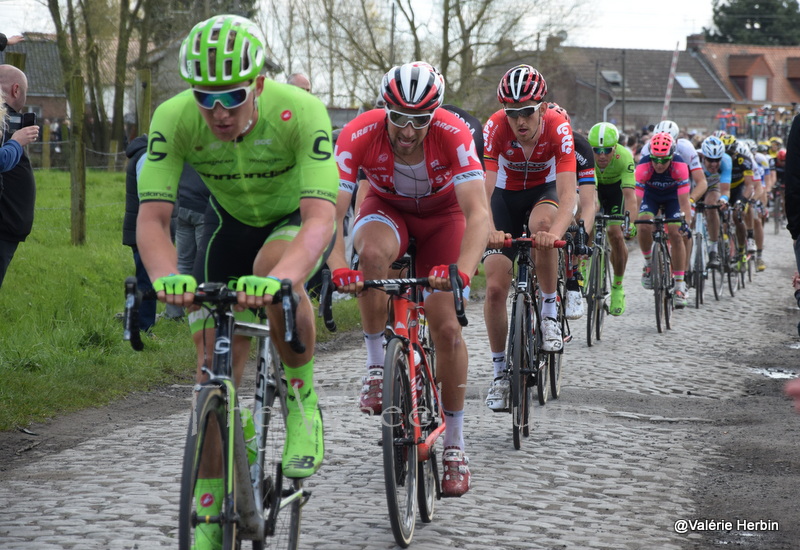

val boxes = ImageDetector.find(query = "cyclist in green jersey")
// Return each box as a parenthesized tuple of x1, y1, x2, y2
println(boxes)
(136, 15, 338, 549)
(587, 122, 638, 315)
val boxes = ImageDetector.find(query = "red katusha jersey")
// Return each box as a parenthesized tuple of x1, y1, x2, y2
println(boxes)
(334, 108, 484, 216)
(483, 106, 576, 191)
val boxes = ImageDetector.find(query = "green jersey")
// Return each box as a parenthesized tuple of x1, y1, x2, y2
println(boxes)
(594, 146, 636, 189)
(138, 80, 338, 227)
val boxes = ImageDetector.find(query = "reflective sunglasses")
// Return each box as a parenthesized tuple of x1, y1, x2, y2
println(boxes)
(592, 147, 614, 155)
(504, 103, 543, 119)
(193, 83, 254, 110)
(651, 156, 673, 165)
(385, 107, 433, 130)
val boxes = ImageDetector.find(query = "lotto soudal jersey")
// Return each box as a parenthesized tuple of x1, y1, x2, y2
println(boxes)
(137, 80, 339, 227)
(483, 106, 576, 190)
(334, 108, 484, 215)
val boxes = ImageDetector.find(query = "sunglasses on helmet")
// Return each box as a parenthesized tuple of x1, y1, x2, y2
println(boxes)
(193, 83, 255, 110)
(592, 147, 614, 155)
(504, 103, 543, 119)
(385, 107, 434, 130)
(651, 156, 672, 165)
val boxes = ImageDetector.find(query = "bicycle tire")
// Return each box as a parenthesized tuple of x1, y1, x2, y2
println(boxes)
(661, 246, 673, 331)
(693, 235, 704, 309)
(509, 293, 530, 449)
(595, 250, 610, 341)
(652, 242, 663, 333)
(254, 371, 302, 550)
(585, 251, 598, 347)
(179, 386, 238, 550)
(416, 340, 437, 524)
(747, 253, 754, 283)
(534, 293, 549, 407)
(724, 233, 736, 297)
(774, 192, 783, 235)
(382, 337, 417, 547)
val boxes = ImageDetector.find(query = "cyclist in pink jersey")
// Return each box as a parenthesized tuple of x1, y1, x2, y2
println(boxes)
(481, 65, 577, 412)
(330, 62, 488, 497)
(636, 132, 693, 308)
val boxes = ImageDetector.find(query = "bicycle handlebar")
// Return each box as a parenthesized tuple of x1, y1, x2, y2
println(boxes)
(318, 264, 469, 329)
(123, 277, 305, 353)
(502, 237, 567, 249)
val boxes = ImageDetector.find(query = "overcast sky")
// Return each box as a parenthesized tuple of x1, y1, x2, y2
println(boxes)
(2, 0, 715, 51)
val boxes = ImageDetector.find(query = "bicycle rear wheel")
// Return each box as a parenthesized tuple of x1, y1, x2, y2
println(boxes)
(382, 337, 418, 547)
(179, 386, 238, 550)
(509, 293, 531, 449)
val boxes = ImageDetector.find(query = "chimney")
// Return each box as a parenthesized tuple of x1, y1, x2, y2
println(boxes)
(686, 33, 705, 51)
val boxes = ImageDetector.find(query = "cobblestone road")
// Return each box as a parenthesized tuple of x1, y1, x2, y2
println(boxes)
(1, 231, 798, 549)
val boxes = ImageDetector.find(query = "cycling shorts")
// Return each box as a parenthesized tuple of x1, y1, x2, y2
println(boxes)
(483, 182, 558, 262)
(638, 187, 682, 221)
(353, 193, 465, 280)
(188, 196, 333, 333)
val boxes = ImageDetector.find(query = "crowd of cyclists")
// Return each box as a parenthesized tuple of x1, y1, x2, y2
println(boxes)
(134, 14, 793, 548)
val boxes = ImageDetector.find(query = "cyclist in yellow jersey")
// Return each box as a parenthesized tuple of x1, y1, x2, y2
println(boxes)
(136, 15, 337, 549)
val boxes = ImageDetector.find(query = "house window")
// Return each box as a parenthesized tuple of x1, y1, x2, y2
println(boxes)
(675, 73, 700, 89)
(752, 76, 768, 101)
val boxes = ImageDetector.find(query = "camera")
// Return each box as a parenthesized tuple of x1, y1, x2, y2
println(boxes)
(6, 112, 37, 131)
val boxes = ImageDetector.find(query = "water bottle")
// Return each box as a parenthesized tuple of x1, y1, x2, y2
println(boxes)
(240, 408, 258, 465)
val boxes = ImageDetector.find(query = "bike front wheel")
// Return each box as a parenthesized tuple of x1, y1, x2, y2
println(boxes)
(509, 293, 531, 449)
(254, 377, 302, 550)
(179, 386, 238, 550)
(652, 244, 664, 333)
(382, 337, 418, 547)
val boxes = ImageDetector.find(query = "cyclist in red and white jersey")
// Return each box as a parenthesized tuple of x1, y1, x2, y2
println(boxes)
(330, 62, 488, 497)
(481, 65, 576, 412)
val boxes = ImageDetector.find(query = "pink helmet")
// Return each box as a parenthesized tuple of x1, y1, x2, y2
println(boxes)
(649, 132, 675, 157)
(497, 64, 547, 103)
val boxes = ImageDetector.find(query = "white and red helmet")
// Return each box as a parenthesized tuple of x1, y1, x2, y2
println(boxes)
(380, 62, 445, 111)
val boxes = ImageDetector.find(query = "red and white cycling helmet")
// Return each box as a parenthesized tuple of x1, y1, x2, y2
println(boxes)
(649, 132, 676, 157)
(380, 62, 444, 111)
(497, 64, 547, 103)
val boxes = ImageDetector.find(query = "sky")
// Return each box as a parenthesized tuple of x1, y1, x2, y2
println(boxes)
(1, 0, 716, 51)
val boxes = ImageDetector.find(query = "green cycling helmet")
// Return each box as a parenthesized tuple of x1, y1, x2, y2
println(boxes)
(587, 122, 619, 148)
(180, 14, 266, 86)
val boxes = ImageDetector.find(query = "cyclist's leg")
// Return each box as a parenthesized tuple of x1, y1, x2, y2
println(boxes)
(602, 184, 629, 315)
(527, 184, 562, 350)
(415, 205, 471, 496)
(350, 196, 405, 415)
(705, 188, 721, 265)
(637, 188, 656, 287)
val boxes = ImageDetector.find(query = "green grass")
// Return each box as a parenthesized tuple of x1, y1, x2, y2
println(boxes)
(0, 170, 485, 430)
(0, 170, 364, 430)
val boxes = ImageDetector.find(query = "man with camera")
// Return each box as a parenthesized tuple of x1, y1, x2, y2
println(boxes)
(0, 64, 39, 289)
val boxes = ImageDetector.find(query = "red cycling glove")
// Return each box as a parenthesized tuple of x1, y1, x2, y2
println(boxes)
(332, 267, 364, 288)
(429, 264, 470, 289)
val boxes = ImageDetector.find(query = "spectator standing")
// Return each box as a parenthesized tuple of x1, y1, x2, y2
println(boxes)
(167, 164, 210, 319)
(287, 73, 311, 93)
(0, 34, 24, 52)
(0, 89, 38, 172)
(123, 134, 157, 330)
(0, 64, 39, 289)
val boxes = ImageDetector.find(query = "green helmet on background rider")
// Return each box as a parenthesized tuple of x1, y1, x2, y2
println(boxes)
(588, 122, 620, 149)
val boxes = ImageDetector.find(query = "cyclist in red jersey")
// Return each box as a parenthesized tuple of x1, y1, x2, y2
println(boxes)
(481, 65, 577, 412)
(330, 62, 488, 497)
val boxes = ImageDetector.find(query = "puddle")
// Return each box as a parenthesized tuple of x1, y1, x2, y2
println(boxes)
(749, 367, 797, 380)
(789, 342, 800, 350)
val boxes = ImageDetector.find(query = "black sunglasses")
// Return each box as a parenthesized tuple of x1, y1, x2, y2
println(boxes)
(504, 103, 542, 119)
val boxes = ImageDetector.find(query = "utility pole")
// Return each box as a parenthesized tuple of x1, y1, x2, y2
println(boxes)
(622, 50, 626, 132)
